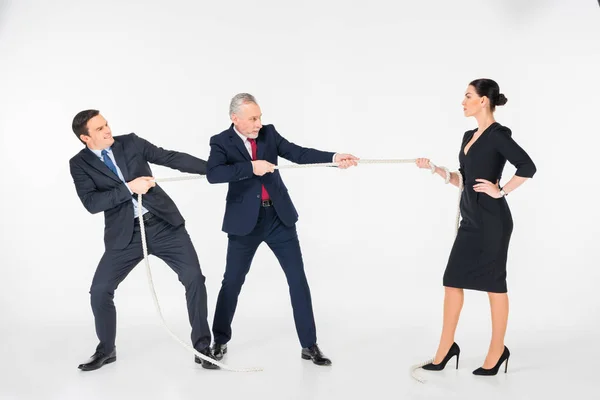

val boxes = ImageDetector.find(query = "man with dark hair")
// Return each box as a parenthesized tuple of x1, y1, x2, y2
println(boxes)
(69, 110, 219, 371)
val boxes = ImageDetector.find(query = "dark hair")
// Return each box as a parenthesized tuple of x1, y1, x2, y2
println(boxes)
(469, 79, 507, 112)
(72, 109, 99, 143)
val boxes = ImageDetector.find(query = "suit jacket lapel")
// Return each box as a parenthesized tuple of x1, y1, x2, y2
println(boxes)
(81, 147, 122, 183)
(111, 140, 129, 181)
(256, 130, 266, 161)
(228, 126, 252, 161)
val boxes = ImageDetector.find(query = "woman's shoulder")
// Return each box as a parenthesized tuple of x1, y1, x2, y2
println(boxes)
(490, 122, 512, 139)
(461, 127, 476, 142)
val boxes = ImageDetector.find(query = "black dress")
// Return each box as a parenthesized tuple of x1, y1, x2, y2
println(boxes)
(444, 122, 536, 293)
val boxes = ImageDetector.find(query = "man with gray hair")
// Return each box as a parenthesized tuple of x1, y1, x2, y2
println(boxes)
(207, 93, 358, 365)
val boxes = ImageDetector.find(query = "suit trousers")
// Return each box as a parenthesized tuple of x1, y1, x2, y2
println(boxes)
(90, 215, 211, 353)
(212, 206, 317, 348)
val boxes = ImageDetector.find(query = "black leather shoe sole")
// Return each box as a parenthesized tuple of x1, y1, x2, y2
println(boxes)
(194, 356, 220, 370)
(301, 353, 332, 366)
(78, 356, 117, 371)
(214, 347, 227, 361)
(201, 362, 219, 370)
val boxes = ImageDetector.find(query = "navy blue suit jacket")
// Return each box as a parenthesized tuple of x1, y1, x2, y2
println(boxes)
(69, 133, 207, 250)
(207, 124, 335, 236)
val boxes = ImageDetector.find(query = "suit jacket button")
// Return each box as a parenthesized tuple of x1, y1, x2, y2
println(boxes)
(256, 195, 260, 198)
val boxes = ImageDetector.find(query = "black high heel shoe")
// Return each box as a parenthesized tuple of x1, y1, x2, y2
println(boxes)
(473, 346, 510, 376)
(422, 342, 460, 371)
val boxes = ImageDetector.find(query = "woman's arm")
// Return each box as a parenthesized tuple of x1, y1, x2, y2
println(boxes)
(415, 158, 462, 188)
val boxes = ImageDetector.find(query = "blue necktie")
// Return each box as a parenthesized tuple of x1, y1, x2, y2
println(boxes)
(101, 149, 119, 177)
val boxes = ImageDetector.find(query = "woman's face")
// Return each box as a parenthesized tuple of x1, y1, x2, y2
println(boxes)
(462, 85, 486, 117)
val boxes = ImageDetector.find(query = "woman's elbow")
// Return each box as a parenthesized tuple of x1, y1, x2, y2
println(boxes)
(517, 162, 537, 178)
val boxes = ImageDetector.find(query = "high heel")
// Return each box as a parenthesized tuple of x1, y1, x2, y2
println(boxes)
(422, 342, 460, 371)
(473, 346, 510, 376)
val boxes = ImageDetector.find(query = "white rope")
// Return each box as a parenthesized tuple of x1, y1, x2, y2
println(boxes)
(409, 358, 435, 383)
(409, 162, 464, 383)
(141, 157, 464, 377)
(137, 195, 262, 372)
(157, 158, 419, 183)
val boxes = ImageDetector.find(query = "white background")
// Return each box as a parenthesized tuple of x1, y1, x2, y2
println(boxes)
(1, 0, 599, 399)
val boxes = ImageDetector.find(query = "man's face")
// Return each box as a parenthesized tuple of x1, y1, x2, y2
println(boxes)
(231, 102, 263, 138)
(81, 114, 114, 150)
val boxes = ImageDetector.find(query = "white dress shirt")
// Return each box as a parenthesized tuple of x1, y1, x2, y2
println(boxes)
(90, 147, 149, 218)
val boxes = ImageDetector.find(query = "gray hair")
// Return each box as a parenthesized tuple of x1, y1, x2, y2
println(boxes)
(229, 93, 258, 117)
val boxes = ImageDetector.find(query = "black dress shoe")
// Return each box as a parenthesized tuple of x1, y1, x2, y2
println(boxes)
(301, 344, 332, 366)
(194, 347, 220, 370)
(212, 343, 227, 361)
(473, 346, 510, 376)
(78, 348, 117, 371)
(422, 342, 461, 371)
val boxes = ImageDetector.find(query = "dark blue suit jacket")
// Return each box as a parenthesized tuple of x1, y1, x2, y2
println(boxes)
(207, 124, 335, 236)
(69, 133, 207, 250)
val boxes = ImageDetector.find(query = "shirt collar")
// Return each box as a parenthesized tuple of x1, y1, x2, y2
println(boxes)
(232, 126, 249, 143)
(89, 146, 112, 158)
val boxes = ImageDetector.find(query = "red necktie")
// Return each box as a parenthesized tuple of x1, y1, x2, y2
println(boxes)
(248, 138, 270, 201)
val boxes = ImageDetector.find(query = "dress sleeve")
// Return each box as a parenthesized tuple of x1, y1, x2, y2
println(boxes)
(491, 126, 537, 178)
